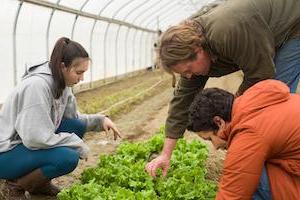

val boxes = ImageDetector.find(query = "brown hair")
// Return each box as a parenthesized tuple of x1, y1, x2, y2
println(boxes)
(158, 20, 207, 86)
(159, 20, 207, 68)
(49, 37, 89, 98)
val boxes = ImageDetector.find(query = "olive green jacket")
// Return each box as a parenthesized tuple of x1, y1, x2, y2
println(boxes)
(166, 0, 300, 138)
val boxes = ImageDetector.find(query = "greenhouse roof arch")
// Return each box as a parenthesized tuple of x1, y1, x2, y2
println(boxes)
(0, 0, 215, 104)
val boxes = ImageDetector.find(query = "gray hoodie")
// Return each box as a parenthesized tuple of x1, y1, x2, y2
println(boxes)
(0, 62, 105, 158)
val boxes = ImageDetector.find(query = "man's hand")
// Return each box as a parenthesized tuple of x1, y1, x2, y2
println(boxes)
(145, 137, 177, 177)
(145, 154, 171, 177)
(102, 117, 122, 140)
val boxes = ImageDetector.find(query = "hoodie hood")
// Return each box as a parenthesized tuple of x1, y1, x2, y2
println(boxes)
(219, 80, 290, 143)
(22, 61, 52, 79)
(22, 61, 55, 90)
(22, 61, 51, 79)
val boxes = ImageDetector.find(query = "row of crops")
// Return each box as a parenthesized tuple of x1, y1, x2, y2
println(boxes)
(58, 127, 217, 200)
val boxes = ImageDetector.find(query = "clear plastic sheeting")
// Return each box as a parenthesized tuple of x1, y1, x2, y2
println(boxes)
(0, 0, 19, 103)
(0, 0, 214, 103)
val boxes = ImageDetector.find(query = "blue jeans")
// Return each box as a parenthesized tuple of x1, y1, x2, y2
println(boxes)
(274, 38, 300, 93)
(253, 166, 272, 200)
(0, 119, 87, 180)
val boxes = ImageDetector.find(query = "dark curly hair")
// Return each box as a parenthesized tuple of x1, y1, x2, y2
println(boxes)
(187, 88, 234, 132)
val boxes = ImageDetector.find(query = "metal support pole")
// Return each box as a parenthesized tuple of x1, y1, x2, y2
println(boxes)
(13, 1, 23, 86)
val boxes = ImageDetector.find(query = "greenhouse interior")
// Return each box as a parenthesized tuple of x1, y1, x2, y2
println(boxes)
(1, 0, 300, 200)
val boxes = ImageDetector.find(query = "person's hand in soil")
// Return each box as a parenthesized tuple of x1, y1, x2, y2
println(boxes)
(103, 117, 122, 140)
(145, 154, 170, 177)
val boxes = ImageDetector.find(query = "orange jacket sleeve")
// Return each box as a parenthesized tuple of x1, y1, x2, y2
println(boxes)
(216, 128, 269, 200)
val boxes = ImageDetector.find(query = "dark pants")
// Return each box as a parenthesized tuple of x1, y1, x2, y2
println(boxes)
(0, 119, 87, 180)
(274, 38, 300, 93)
(253, 166, 271, 200)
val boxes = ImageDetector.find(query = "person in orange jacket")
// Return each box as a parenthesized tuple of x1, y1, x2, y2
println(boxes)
(187, 80, 300, 200)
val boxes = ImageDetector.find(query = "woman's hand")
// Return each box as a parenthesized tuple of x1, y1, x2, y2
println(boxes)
(78, 142, 90, 161)
(102, 117, 122, 140)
